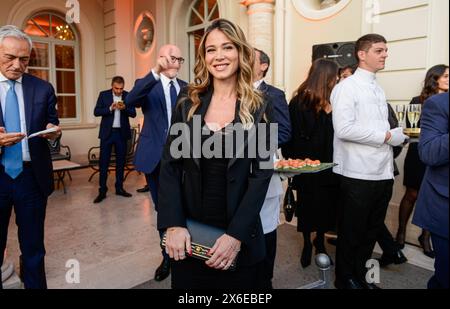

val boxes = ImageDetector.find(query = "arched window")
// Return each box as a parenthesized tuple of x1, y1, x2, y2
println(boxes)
(187, 0, 220, 81)
(23, 12, 80, 121)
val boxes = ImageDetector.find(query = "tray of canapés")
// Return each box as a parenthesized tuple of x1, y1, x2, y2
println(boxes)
(274, 159, 337, 175)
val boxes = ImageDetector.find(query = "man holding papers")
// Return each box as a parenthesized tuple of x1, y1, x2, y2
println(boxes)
(0, 25, 61, 289)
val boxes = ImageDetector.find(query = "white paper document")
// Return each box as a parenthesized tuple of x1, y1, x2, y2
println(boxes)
(27, 127, 57, 139)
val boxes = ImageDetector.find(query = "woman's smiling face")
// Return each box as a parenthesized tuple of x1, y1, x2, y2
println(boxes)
(205, 29, 239, 82)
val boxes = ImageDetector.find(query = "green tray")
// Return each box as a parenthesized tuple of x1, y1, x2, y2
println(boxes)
(274, 163, 337, 175)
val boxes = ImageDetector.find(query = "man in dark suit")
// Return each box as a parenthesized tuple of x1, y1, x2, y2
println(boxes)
(413, 92, 449, 289)
(254, 48, 291, 289)
(126, 44, 187, 282)
(254, 48, 291, 145)
(0, 25, 61, 289)
(93, 76, 136, 203)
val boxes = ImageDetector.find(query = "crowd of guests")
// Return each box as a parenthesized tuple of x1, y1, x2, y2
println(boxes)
(0, 20, 448, 290)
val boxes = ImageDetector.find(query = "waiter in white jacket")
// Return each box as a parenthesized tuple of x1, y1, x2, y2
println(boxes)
(331, 34, 408, 289)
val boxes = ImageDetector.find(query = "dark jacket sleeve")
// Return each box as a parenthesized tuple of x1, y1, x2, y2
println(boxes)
(226, 102, 275, 244)
(122, 92, 136, 118)
(157, 99, 188, 230)
(94, 92, 112, 117)
(125, 72, 160, 108)
(46, 83, 59, 126)
(418, 94, 449, 167)
(269, 87, 291, 146)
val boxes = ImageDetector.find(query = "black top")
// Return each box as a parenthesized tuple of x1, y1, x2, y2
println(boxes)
(157, 87, 274, 266)
(200, 124, 231, 229)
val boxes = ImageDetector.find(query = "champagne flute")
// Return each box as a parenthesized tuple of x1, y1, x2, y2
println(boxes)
(395, 104, 406, 128)
(407, 104, 421, 129)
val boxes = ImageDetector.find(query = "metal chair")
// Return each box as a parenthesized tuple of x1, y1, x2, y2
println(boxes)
(47, 136, 73, 181)
(87, 128, 137, 182)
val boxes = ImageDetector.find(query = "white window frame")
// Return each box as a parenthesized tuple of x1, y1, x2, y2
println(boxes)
(24, 12, 82, 123)
(186, 0, 219, 82)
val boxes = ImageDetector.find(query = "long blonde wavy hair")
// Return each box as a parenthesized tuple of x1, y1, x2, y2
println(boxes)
(186, 19, 264, 128)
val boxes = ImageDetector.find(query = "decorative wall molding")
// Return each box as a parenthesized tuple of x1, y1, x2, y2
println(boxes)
(134, 11, 156, 55)
(291, 0, 351, 20)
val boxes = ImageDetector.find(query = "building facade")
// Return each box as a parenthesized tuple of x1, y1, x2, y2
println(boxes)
(1, 0, 449, 245)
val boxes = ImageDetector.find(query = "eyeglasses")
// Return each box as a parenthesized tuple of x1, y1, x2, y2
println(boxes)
(170, 56, 185, 64)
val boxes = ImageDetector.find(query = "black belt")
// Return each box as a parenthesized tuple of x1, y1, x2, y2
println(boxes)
(23, 162, 32, 167)
(112, 128, 121, 131)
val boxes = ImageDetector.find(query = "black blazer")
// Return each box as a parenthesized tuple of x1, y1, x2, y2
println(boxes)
(157, 88, 274, 266)
(94, 90, 136, 140)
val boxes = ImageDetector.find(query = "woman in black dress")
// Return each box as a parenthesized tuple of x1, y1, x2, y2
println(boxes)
(396, 64, 449, 258)
(157, 19, 274, 289)
(282, 59, 339, 268)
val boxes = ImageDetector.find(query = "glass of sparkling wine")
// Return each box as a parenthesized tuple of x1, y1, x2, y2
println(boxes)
(408, 104, 421, 129)
(395, 104, 406, 127)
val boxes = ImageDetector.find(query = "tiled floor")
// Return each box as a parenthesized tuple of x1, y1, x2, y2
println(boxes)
(4, 168, 434, 289)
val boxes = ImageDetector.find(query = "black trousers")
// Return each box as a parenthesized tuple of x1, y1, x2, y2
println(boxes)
(257, 230, 277, 289)
(377, 224, 399, 255)
(336, 176, 393, 282)
(99, 130, 127, 193)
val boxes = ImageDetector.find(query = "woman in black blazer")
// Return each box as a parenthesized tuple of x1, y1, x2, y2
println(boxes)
(157, 19, 274, 289)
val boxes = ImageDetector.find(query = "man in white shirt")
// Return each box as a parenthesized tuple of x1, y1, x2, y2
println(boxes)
(93, 76, 136, 203)
(331, 34, 408, 289)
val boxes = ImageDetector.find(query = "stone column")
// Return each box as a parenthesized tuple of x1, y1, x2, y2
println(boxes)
(241, 0, 275, 84)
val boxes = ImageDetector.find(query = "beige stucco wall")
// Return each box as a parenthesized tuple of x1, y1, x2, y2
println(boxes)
(282, 0, 363, 98)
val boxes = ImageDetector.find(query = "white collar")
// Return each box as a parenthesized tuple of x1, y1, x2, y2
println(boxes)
(253, 79, 264, 90)
(0, 72, 23, 84)
(160, 73, 177, 88)
(354, 68, 377, 84)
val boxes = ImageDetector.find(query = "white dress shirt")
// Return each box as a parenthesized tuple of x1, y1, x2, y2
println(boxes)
(112, 93, 122, 128)
(0, 72, 31, 161)
(152, 70, 180, 129)
(253, 79, 263, 90)
(260, 170, 284, 234)
(331, 68, 394, 181)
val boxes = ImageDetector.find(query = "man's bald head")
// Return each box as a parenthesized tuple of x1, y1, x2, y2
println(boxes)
(158, 44, 181, 58)
(157, 44, 183, 79)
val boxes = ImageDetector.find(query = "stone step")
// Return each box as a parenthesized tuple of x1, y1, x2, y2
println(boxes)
(3, 272, 23, 289)
(2, 262, 22, 289)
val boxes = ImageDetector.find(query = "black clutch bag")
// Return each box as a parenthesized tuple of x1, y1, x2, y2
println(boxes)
(161, 219, 237, 270)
